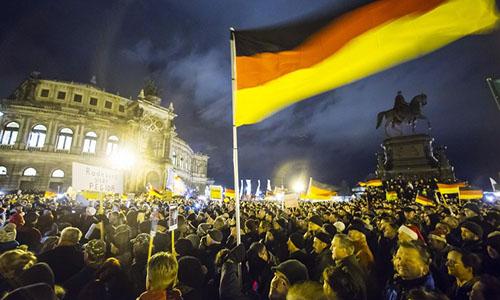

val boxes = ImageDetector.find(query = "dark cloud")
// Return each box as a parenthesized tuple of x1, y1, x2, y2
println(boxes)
(0, 0, 499, 189)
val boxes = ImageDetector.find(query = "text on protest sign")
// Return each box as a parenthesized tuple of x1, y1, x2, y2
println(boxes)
(72, 162, 124, 193)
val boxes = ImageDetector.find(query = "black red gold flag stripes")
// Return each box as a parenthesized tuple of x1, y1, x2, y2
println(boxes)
(233, 0, 499, 126)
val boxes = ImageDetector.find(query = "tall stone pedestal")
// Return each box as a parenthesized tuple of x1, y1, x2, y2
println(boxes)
(376, 134, 455, 181)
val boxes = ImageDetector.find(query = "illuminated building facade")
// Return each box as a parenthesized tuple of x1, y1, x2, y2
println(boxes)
(0, 73, 209, 194)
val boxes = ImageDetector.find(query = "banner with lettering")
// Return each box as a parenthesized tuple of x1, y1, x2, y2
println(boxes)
(72, 162, 124, 193)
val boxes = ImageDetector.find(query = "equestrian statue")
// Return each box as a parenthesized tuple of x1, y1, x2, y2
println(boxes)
(376, 91, 431, 136)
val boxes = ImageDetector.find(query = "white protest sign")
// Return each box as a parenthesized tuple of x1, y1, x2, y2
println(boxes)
(168, 205, 179, 231)
(284, 193, 300, 208)
(72, 162, 123, 193)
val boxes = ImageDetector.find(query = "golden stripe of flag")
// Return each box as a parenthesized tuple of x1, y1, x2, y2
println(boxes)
(233, 0, 499, 126)
(415, 194, 435, 207)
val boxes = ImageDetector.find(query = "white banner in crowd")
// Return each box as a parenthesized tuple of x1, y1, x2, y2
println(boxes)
(72, 162, 124, 193)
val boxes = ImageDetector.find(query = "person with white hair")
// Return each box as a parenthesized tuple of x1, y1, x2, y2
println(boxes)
(39, 227, 83, 284)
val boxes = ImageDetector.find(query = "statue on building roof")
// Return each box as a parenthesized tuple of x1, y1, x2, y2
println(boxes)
(144, 79, 161, 98)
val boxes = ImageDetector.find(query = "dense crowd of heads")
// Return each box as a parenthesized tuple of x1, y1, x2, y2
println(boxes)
(0, 179, 499, 300)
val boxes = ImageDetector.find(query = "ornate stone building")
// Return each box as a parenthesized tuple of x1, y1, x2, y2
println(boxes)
(0, 73, 209, 194)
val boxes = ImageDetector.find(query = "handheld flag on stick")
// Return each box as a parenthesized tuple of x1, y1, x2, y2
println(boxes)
(232, 0, 499, 126)
(305, 177, 337, 199)
(416, 194, 435, 207)
(437, 183, 460, 195)
(366, 179, 383, 187)
(459, 187, 483, 200)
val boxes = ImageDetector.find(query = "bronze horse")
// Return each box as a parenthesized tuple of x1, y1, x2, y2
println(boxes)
(376, 93, 430, 136)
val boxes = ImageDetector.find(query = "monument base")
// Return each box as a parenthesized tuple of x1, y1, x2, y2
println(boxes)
(376, 134, 455, 181)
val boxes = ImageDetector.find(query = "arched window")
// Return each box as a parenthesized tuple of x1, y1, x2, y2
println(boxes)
(0, 166, 7, 175)
(106, 135, 119, 155)
(56, 128, 73, 150)
(1, 122, 19, 145)
(172, 151, 177, 166)
(83, 132, 97, 153)
(51, 169, 64, 178)
(23, 167, 37, 176)
(28, 124, 47, 148)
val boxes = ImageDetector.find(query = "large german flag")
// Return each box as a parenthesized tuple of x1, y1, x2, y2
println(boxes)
(305, 178, 337, 199)
(233, 0, 499, 126)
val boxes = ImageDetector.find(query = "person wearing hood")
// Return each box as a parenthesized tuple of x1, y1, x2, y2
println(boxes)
(177, 256, 206, 300)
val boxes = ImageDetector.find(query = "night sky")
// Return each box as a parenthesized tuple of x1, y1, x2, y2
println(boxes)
(1, 1, 499, 190)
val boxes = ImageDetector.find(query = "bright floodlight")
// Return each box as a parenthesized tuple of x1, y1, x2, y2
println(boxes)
(292, 180, 305, 193)
(110, 148, 137, 170)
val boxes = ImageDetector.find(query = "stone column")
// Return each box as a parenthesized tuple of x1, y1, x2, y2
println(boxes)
(18, 116, 31, 150)
(47, 120, 57, 152)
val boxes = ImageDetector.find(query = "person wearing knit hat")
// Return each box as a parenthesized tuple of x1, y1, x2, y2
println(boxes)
(288, 232, 304, 250)
(322, 223, 337, 237)
(460, 221, 484, 255)
(463, 203, 480, 217)
(207, 229, 223, 245)
(398, 225, 418, 241)
(63, 239, 106, 299)
(177, 256, 206, 299)
(19, 262, 55, 288)
(287, 233, 309, 268)
(269, 259, 309, 300)
(83, 239, 106, 266)
(461, 221, 483, 240)
(311, 232, 333, 281)
(309, 215, 323, 229)
(484, 231, 500, 277)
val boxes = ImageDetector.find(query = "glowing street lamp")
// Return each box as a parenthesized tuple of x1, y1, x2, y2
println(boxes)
(292, 180, 306, 193)
(109, 148, 137, 170)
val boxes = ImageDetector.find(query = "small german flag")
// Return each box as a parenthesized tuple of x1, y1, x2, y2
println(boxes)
(386, 191, 398, 201)
(415, 194, 435, 207)
(225, 188, 235, 199)
(437, 183, 460, 195)
(44, 191, 57, 198)
(366, 179, 383, 187)
(233, 0, 499, 126)
(459, 187, 483, 200)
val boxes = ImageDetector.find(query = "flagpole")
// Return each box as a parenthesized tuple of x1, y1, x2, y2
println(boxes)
(230, 28, 241, 246)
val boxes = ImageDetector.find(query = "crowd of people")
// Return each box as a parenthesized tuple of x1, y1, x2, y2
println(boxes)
(0, 179, 499, 300)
